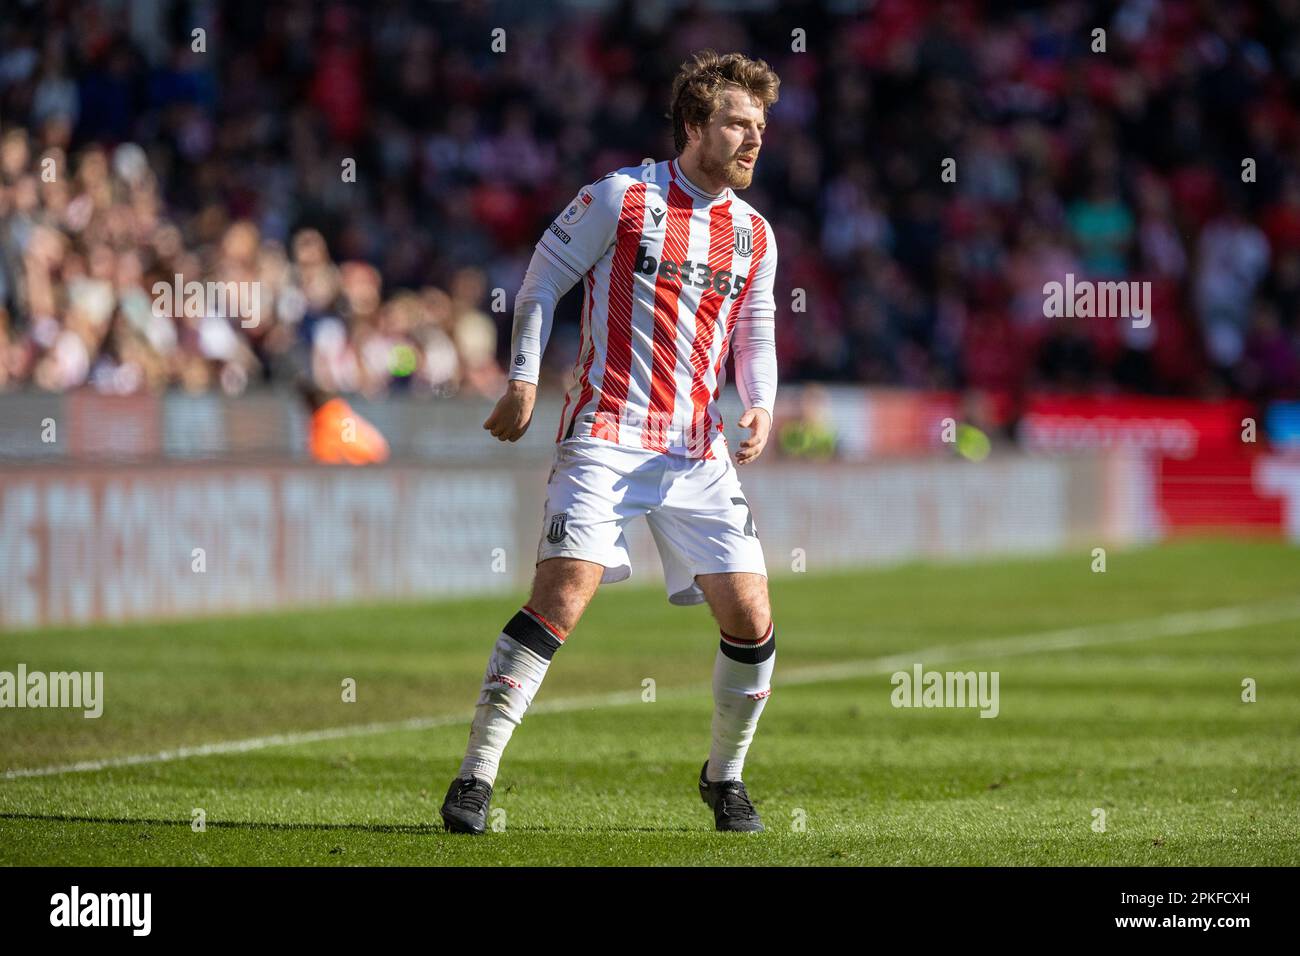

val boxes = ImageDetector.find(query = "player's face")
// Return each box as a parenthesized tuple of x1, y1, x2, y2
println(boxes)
(697, 88, 765, 190)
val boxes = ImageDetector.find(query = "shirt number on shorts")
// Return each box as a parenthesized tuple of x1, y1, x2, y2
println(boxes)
(731, 497, 758, 537)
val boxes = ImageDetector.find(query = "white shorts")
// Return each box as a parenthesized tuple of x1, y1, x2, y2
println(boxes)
(536, 436, 768, 606)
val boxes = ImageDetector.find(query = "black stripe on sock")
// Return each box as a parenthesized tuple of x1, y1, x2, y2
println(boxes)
(718, 628, 775, 665)
(503, 609, 563, 660)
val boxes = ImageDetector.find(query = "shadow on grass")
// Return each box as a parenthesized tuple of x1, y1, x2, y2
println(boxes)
(0, 812, 700, 835)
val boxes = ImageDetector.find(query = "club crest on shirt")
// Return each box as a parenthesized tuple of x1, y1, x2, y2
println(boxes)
(733, 226, 753, 256)
(560, 191, 595, 226)
(546, 511, 569, 544)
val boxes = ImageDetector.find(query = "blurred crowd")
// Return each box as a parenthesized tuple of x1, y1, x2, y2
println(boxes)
(2, 0, 1300, 404)
(0, 129, 504, 396)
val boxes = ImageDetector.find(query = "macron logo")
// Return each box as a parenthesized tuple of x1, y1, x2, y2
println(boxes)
(50, 886, 151, 936)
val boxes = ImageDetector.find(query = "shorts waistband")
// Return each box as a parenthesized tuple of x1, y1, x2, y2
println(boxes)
(563, 410, 728, 458)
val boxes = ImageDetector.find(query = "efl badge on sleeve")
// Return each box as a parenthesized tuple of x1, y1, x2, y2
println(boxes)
(560, 191, 594, 226)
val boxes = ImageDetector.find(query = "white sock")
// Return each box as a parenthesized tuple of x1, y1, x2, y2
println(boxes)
(707, 621, 775, 782)
(457, 606, 565, 786)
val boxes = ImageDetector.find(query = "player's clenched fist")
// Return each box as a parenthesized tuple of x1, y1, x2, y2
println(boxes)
(734, 407, 771, 465)
(483, 380, 537, 442)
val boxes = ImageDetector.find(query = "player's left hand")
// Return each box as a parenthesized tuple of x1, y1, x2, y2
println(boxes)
(734, 407, 771, 466)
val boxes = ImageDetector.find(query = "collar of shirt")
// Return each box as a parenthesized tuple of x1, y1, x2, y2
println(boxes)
(670, 157, 728, 203)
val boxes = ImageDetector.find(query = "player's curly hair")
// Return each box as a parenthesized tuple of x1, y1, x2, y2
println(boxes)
(669, 50, 780, 154)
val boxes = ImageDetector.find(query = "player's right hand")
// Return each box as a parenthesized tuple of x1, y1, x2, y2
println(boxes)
(483, 379, 536, 442)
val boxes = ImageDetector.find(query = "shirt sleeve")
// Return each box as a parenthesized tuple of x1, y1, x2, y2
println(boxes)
(534, 172, 628, 282)
(731, 316, 777, 417)
(732, 222, 778, 415)
(507, 245, 581, 385)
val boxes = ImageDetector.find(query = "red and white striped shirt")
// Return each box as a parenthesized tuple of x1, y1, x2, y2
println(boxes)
(525, 159, 778, 459)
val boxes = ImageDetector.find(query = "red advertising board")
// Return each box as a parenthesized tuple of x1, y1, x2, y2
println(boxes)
(1020, 395, 1255, 459)
(1019, 394, 1293, 537)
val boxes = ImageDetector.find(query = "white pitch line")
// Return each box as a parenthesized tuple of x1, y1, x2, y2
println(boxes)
(774, 598, 1300, 687)
(4, 598, 1298, 781)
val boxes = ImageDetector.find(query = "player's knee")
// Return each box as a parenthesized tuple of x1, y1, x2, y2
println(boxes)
(527, 566, 599, 638)
(517, 591, 576, 637)
(525, 587, 582, 639)
(740, 585, 772, 638)
(721, 602, 771, 641)
(526, 601, 581, 638)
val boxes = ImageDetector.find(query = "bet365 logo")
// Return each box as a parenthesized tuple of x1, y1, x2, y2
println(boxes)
(634, 245, 748, 299)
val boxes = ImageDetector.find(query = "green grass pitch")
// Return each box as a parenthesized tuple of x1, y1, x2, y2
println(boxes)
(1, 537, 1298, 866)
